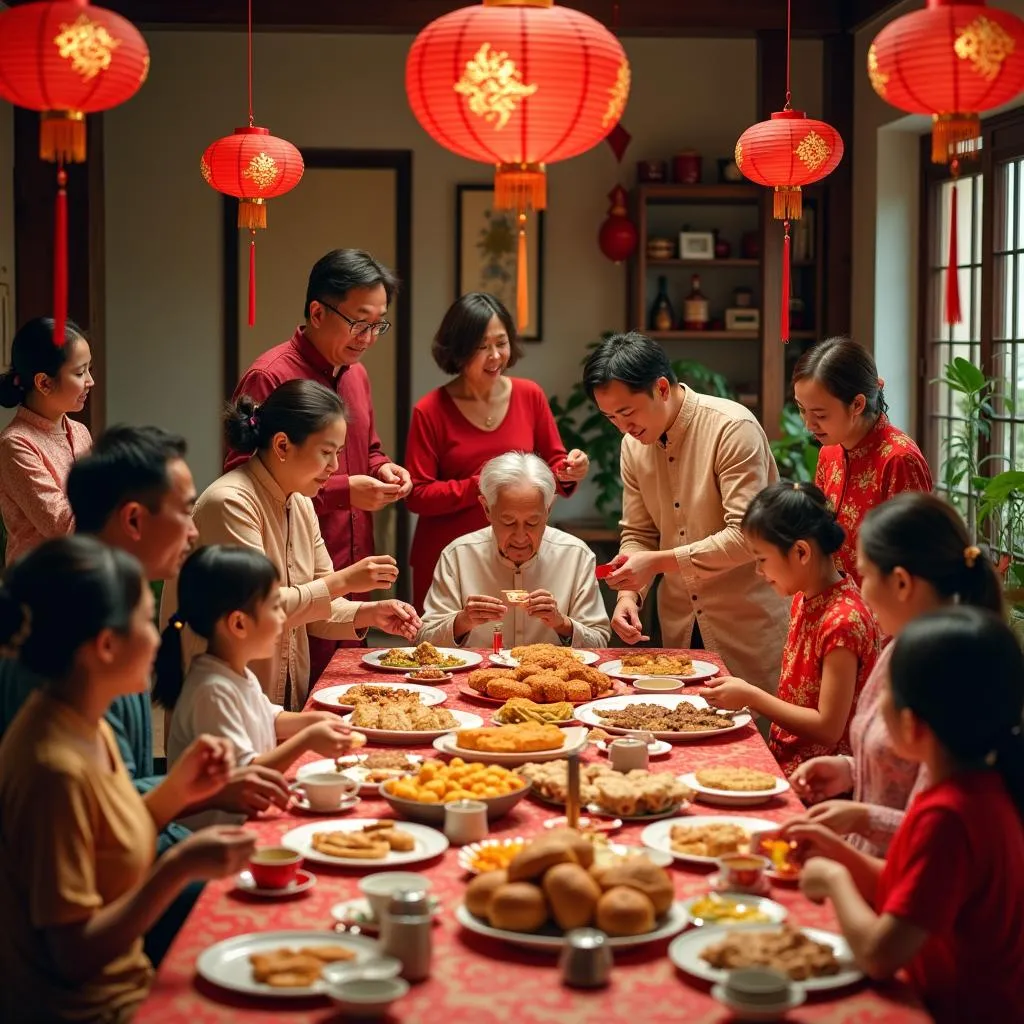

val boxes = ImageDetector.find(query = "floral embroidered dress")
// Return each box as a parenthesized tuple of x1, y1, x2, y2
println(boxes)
(815, 416, 932, 584)
(769, 576, 880, 776)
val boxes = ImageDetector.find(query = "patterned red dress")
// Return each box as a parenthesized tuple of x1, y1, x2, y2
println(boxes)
(815, 416, 932, 585)
(768, 576, 880, 777)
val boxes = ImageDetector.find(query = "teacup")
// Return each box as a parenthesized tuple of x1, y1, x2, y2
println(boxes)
(359, 872, 433, 922)
(717, 853, 770, 891)
(248, 846, 303, 889)
(291, 772, 359, 812)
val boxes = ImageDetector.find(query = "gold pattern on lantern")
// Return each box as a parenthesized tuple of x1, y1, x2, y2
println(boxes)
(140, 53, 151, 85)
(242, 152, 280, 191)
(454, 43, 538, 130)
(200, 155, 212, 184)
(734, 140, 744, 169)
(867, 44, 889, 96)
(794, 130, 830, 173)
(602, 61, 631, 128)
(954, 15, 1016, 82)
(54, 15, 122, 81)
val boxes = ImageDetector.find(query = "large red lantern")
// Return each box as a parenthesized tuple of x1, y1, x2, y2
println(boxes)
(407, 0, 629, 329)
(201, 2, 303, 326)
(0, 0, 149, 345)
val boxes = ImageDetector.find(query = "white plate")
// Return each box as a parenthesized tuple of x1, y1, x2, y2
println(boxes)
(196, 929, 378, 998)
(340, 708, 483, 745)
(668, 923, 864, 993)
(299, 755, 423, 795)
(574, 694, 752, 742)
(234, 868, 317, 898)
(457, 836, 528, 874)
(711, 984, 806, 1021)
(491, 711, 578, 728)
(330, 896, 442, 934)
(593, 737, 672, 758)
(313, 682, 448, 710)
(455, 900, 688, 952)
(589, 800, 686, 822)
(599, 658, 720, 682)
(640, 814, 781, 866)
(362, 648, 482, 673)
(679, 771, 791, 807)
(280, 818, 450, 868)
(432, 726, 589, 765)
(488, 648, 601, 668)
(681, 892, 788, 928)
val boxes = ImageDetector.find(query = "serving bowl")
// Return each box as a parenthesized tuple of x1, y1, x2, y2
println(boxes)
(378, 778, 532, 825)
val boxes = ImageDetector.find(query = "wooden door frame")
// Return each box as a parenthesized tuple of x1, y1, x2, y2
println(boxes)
(221, 148, 413, 593)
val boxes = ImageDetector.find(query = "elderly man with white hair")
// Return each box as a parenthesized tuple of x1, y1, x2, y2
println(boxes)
(416, 452, 610, 649)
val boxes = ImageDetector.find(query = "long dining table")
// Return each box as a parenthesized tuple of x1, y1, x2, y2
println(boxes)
(135, 648, 928, 1023)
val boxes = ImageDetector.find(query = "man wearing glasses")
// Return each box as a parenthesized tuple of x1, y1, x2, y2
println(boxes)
(226, 248, 412, 681)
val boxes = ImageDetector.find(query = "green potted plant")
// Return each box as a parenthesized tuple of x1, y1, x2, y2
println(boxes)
(770, 402, 820, 482)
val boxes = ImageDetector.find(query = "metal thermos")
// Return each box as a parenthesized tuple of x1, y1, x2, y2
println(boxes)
(380, 889, 433, 982)
(560, 928, 613, 988)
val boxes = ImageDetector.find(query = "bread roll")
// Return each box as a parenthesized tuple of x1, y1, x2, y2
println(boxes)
(594, 857, 674, 916)
(543, 828, 595, 869)
(595, 886, 655, 937)
(487, 882, 548, 932)
(542, 862, 601, 930)
(465, 870, 508, 919)
(507, 837, 578, 882)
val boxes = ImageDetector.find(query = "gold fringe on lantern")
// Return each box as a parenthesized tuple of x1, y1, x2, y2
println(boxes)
(483, 0, 553, 8)
(238, 198, 267, 230)
(40, 112, 86, 164)
(494, 163, 547, 213)
(516, 212, 529, 332)
(773, 186, 802, 221)
(932, 113, 981, 165)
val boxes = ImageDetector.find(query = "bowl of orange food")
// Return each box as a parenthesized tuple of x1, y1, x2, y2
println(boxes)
(379, 758, 532, 824)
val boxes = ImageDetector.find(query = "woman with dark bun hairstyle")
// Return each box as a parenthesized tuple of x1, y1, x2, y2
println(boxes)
(701, 481, 880, 775)
(160, 379, 422, 710)
(0, 316, 94, 563)
(793, 336, 932, 584)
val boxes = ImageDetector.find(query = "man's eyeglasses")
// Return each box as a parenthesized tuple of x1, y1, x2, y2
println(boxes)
(319, 300, 391, 339)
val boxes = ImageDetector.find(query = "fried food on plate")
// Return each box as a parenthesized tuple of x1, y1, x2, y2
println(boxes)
(700, 925, 841, 980)
(620, 652, 695, 676)
(695, 767, 779, 792)
(250, 945, 356, 988)
(456, 722, 565, 754)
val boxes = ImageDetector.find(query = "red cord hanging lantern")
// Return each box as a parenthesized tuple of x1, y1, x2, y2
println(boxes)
(598, 186, 638, 264)
(868, 0, 1024, 326)
(735, 1, 844, 343)
(201, 2, 303, 326)
(407, 0, 629, 330)
(0, 0, 149, 346)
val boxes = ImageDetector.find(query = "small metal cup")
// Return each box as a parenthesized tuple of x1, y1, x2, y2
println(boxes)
(559, 928, 613, 988)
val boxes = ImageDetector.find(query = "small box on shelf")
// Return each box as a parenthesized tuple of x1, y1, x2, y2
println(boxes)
(725, 308, 760, 332)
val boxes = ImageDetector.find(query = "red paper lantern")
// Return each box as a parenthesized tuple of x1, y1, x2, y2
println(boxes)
(869, 0, 1024, 164)
(407, 0, 629, 328)
(598, 186, 638, 264)
(0, 0, 149, 346)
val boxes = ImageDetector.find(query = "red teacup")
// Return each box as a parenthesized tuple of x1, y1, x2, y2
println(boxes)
(717, 853, 770, 891)
(248, 846, 303, 889)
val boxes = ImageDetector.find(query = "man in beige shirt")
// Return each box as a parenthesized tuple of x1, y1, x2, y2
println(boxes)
(584, 332, 788, 693)
(417, 452, 610, 649)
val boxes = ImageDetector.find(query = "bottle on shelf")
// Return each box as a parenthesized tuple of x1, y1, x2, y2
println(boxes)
(683, 274, 709, 331)
(650, 275, 675, 332)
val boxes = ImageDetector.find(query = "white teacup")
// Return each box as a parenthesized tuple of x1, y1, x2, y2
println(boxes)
(291, 772, 359, 812)
(359, 872, 433, 922)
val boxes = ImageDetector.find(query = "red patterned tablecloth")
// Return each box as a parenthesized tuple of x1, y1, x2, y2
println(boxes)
(135, 649, 927, 1023)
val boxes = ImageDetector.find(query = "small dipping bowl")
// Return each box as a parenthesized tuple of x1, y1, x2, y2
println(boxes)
(322, 955, 403, 987)
(326, 976, 410, 1016)
(359, 871, 433, 922)
(712, 966, 805, 1020)
(404, 670, 453, 683)
(717, 853, 771, 892)
(247, 846, 303, 889)
(632, 676, 684, 694)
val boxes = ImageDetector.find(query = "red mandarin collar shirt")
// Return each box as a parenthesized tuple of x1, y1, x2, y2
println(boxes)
(225, 327, 391, 571)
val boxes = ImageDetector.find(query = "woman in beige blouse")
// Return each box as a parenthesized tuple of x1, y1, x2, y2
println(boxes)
(161, 380, 420, 709)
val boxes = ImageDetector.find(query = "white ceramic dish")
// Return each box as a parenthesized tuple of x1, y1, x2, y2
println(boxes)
(379, 777, 532, 824)
(325, 976, 410, 1014)
(299, 754, 423, 796)
(432, 725, 589, 766)
(289, 790, 361, 815)
(668, 923, 864, 993)
(340, 708, 483, 745)
(403, 670, 454, 684)
(361, 647, 482, 673)
(599, 658, 720, 682)
(195, 929, 377, 998)
(680, 771, 791, 807)
(711, 982, 807, 1020)
(280, 818, 450, 868)
(457, 837, 528, 875)
(330, 897, 441, 934)
(313, 681, 448, 710)
(639, 814, 781, 866)
(234, 868, 317, 898)
(575, 694, 752, 742)
(592, 736, 672, 758)
(681, 892, 788, 928)
(488, 648, 601, 668)
(491, 709, 577, 727)
(456, 900, 688, 952)
(631, 676, 686, 693)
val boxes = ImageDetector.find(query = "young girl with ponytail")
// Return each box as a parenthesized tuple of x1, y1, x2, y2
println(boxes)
(701, 481, 879, 775)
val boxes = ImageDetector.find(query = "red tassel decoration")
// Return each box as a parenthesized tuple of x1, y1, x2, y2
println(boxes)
(781, 220, 791, 344)
(516, 212, 529, 332)
(945, 174, 962, 326)
(53, 166, 68, 347)
(248, 233, 256, 327)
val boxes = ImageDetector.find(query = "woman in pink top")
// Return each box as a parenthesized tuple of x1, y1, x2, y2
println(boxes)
(787, 492, 1004, 854)
(0, 318, 94, 564)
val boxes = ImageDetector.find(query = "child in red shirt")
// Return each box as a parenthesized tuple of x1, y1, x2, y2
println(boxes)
(701, 482, 879, 775)
(790, 605, 1024, 1022)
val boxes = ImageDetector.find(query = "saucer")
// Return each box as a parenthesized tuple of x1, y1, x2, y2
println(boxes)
(235, 868, 317, 897)
(290, 793, 361, 815)
(710, 983, 806, 1021)
(709, 871, 771, 896)
(543, 814, 623, 833)
(330, 896, 442, 934)
(594, 738, 672, 758)
(766, 867, 802, 886)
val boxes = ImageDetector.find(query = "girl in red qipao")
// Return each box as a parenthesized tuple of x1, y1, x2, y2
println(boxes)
(405, 293, 588, 610)
(701, 482, 879, 776)
(793, 337, 932, 585)
(789, 607, 1024, 1024)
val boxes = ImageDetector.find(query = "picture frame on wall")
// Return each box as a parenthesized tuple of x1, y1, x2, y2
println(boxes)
(456, 183, 545, 340)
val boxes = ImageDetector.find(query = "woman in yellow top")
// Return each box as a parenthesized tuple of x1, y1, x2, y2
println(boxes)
(0, 536, 257, 1023)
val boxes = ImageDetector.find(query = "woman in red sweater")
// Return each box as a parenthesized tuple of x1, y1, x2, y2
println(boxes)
(405, 293, 588, 611)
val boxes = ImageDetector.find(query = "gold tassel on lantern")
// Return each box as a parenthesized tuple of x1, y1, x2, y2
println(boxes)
(932, 113, 981, 164)
(495, 162, 547, 213)
(516, 212, 529, 332)
(774, 185, 802, 220)
(238, 198, 267, 230)
(40, 111, 86, 164)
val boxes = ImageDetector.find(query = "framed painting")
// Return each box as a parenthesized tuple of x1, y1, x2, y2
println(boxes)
(455, 183, 545, 340)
